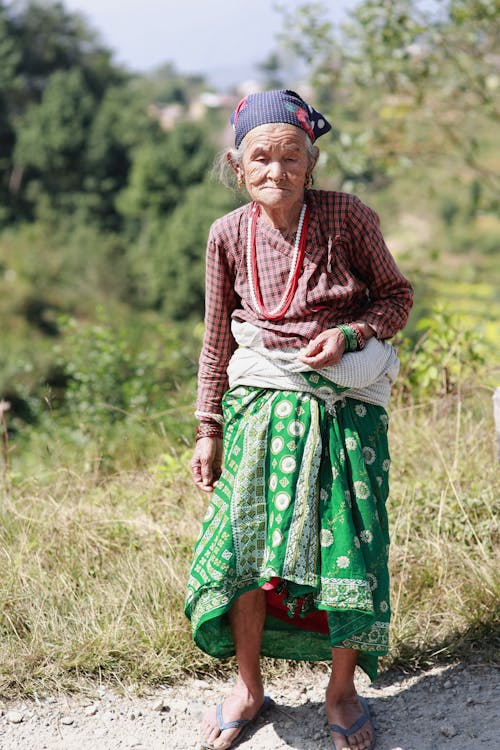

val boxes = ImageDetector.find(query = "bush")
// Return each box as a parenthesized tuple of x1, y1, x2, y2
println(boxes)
(55, 314, 197, 430)
(396, 307, 490, 401)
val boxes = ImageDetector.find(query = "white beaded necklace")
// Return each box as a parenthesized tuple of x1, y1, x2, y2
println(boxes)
(247, 202, 308, 321)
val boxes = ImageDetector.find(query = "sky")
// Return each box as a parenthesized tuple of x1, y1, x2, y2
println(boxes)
(62, 0, 360, 88)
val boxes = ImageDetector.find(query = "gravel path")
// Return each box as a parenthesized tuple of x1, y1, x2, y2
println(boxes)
(0, 663, 498, 749)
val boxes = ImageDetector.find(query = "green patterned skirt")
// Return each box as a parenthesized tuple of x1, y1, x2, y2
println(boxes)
(185, 378, 392, 681)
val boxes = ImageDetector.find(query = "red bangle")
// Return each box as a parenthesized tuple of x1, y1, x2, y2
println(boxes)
(350, 323, 366, 350)
(196, 424, 223, 441)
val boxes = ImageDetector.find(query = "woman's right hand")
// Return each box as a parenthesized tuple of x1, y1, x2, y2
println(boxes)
(299, 327, 346, 368)
(190, 437, 223, 492)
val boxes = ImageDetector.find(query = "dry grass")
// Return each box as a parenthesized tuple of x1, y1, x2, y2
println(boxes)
(0, 389, 498, 699)
(387, 388, 500, 667)
(0, 463, 217, 698)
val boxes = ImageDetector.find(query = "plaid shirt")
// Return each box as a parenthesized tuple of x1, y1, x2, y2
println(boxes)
(196, 190, 413, 418)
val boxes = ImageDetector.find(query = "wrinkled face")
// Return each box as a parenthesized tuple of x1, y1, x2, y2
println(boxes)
(237, 124, 316, 211)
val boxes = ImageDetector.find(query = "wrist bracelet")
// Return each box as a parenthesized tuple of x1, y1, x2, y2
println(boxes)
(196, 423, 223, 441)
(349, 323, 366, 350)
(334, 324, 359, 352)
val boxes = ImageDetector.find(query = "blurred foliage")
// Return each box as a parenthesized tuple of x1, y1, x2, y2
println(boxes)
(0, 0, 499, 458)
(116, 123, 216, 225)
(54, 314, 197, 429)
(126, 179, 240, 316)
(0, 0, 124, 222)
(2, 312, 200, 474)
(82, 82, 159, 229)
(278, 0, 500, 200)
(396, 307, 490, 401)
(14, 67, 96, 213)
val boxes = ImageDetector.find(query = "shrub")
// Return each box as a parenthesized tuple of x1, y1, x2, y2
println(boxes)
(396, 307, 490, 401)
(54, 313, 198, 436)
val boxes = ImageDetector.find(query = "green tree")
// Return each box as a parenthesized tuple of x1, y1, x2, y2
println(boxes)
(141, 62, 206, 105)
(83, 81, 159, 229)
(6, 0, 121, 99)
(0, 0, 124, 222)
(14, 67, 96, 214)
(277, 0, 500, 198)
(127, 178, 240, 317)
(341, 0, 499, 192)
(117, 122, 216, 226)
(0, 5, 23, 221)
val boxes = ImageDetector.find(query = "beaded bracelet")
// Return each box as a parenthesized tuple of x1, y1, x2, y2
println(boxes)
(196, 423, 223, 441)
(334, 324, 359, 352)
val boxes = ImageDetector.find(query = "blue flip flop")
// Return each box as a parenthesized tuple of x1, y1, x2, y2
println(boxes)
(328, 696, 375, 750)
(201, 694, 273, 749)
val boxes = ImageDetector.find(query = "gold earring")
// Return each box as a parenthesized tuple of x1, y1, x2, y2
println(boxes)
(237, 172, 244, 189)
(305, 174, 313, 189)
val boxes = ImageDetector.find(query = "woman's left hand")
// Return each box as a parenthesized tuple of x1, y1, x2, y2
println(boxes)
(299, 328, 346, 368)
(190, 436, 223, 492)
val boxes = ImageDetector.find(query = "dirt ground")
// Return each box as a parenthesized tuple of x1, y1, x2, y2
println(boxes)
(0, 662, 498, 749)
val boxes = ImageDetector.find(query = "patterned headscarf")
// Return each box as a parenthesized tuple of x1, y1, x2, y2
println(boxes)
(230, 89, 331, 148)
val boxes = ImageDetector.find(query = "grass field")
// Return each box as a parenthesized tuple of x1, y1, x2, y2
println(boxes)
(1, 383, 498, 699)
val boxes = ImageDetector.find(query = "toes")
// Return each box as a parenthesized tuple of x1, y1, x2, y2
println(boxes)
(331, 734, 350, 750)
(347, 732, 366, 750)
(201, 720, 220, 747)
(351, 727, 373, 750)
(205, 729, 218, 747)
(202, 725, 240, 750)
(212, 731, 237, 750)
(362, 725, 374, 748)
(329, 731, 348, 750)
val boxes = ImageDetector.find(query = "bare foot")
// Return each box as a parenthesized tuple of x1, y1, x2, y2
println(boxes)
(201, 683, 265, 750)
(326, 692, 374, 750)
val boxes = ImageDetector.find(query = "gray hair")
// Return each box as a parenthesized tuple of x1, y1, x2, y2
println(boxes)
(212, 130, 319, 190)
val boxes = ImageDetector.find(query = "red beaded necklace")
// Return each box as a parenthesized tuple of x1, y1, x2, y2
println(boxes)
(247, 202, 309, 321)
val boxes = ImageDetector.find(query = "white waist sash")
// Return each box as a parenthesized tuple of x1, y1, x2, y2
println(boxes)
(227, 321, 400, 409)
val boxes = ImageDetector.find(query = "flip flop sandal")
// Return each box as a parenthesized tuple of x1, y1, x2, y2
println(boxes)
(328, 696, 375, 750)
(201, 694, 273, 750)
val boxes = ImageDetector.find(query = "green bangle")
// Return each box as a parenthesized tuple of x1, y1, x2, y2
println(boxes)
(335, 324, 359, 352)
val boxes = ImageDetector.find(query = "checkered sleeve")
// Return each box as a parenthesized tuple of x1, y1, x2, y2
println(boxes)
(346, 197, 413, 338)
(195, 223, 239, 419)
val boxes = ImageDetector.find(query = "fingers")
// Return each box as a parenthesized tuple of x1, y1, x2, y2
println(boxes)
(200, 452, 213, 487)
(190, 437, 222, 492)
(212, 462, 222, 483)
(301, 337, 324, 357)
(190, 456, 215, 492)
(299, 328, 346, 368)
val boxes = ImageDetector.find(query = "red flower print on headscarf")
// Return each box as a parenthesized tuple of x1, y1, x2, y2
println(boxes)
(232, 97, 248, 128)
(295, 107, 315, 141)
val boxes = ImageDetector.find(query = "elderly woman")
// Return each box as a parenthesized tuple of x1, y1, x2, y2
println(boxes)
(185, 90, 413, 750)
